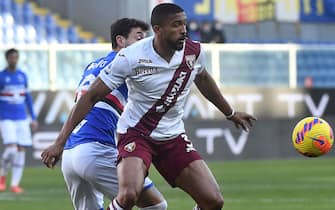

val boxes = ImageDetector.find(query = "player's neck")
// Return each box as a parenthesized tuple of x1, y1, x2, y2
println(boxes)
(113, 47, 121, 52)
(6, 66, 16, 72)
(153, 38, 174, 63)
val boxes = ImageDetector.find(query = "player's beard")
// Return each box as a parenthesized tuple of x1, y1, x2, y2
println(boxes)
(8, 63, 17, 70)
(169, 38, 185, 51)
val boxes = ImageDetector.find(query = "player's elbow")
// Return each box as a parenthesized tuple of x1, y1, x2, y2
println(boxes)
(88, 78, 112, 102)
(89, 91, 103, 104)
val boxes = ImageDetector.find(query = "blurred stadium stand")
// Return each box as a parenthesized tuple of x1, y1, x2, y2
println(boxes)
(297, 48, 335, 87)
(0, 0, 103, 44)
(217, 48, 289, 87)
(192, 20, 335, 45)
(2, 0, 335, 45)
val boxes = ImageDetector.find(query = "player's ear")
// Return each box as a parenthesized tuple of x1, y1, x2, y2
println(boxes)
(116, 35, 126, 48)
(152, 25, 161, 34)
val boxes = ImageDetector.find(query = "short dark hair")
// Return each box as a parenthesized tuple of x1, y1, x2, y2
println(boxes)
(5, 48, 19, 59)
(110, 18, 149, 49)
(151, 3, 184, 27)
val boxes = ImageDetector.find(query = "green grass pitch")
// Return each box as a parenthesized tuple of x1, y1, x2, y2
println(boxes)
(0, 158, 334, 210)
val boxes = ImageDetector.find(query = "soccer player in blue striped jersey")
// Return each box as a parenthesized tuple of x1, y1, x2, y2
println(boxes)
(0, 48, 38, 194)
(42, 18, 167, 210)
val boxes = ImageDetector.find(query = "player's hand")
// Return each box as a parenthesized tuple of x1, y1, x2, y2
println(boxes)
(41, 144, 63, 168)
(30, 120, 39, 132)
(227, 111, 257, 132)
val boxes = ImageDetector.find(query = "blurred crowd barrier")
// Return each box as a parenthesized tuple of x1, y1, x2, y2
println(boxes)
(6, 88, 335, 165)
(1, 43, 335, 90)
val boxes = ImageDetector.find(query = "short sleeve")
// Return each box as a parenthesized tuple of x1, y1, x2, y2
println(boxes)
(99, 50, 132, 91)
(195, 45, 206, 74)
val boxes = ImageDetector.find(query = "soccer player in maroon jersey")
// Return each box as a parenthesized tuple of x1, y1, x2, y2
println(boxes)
(42, 3, 256, 210)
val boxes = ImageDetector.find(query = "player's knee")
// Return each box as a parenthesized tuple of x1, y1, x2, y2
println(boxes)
(118, 188, 140, 207)
(200, 193, 224, 210)
(210, 196, 224, 210)
(139, 200, 168, 210)
(211, 196, 224, 210)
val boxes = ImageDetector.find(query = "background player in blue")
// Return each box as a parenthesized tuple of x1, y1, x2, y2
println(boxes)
(0, 48, 38, 194)
(42, 18, 167, 210)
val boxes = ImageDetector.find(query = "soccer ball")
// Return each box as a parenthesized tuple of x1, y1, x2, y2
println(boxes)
(292, 117, 334, 157)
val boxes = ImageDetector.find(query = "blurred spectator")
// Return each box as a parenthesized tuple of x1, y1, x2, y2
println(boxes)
(304, 76, 313, 88)
(200, 20, 226, 43)
(211, 20, 226, 43)
(200, 20, 214, 43)
(187, 19, 201, 41)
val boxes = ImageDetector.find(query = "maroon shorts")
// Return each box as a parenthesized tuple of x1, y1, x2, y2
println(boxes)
(117, 129, 202, 187)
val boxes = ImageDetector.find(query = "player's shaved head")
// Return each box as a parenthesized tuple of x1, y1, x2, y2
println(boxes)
(151, 3, 184, 27)
(110, 18, 149, 49)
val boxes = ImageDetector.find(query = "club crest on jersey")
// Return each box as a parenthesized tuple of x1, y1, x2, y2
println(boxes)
(185, 54, 196, 70)
(124, 142, 136, 152)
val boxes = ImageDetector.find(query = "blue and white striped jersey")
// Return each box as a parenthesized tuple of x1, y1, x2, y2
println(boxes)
(0, 69, 36, 120)
(64, 51, 128, 149)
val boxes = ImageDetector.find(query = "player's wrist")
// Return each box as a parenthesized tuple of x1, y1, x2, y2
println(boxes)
(225, 109, 235, 119)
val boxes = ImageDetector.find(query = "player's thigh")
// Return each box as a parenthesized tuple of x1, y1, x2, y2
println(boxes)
(67, 176, 103, 210)
(117, 156, 147, 192)
(84, 142, 119, 199)
(62, 148, 104, 210)
(0, 120, 17, 144)
(61, 149, 77, 188)
(117, 130, 153, 195)
(175, 159, 223, 206)
(16, 119, 32, 146)
(153, 133, 202, 186)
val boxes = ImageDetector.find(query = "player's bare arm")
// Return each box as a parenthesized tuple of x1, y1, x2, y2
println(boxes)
(41, 78, 111, 168)
(194, 69, 257, 131)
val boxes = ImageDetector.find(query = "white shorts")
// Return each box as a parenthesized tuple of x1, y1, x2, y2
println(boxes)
(61, 142, 153, 210)
(0, 119, 32, 146)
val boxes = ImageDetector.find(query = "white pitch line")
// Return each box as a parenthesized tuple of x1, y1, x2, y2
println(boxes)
(0, 188, 69, 201)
